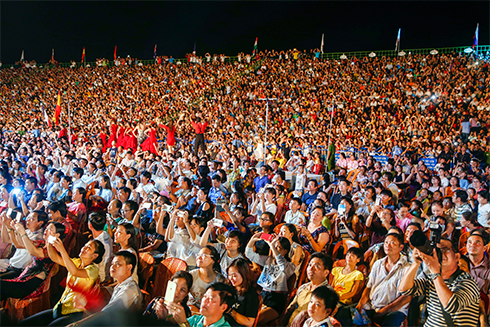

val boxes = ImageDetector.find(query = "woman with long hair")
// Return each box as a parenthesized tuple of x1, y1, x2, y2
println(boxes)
(143, 270, 193, 324)
(333, 197, 361, 242)
(158, 118, 177, 154)
(225, 258, 260, 327)
(279, 223, 305, 276)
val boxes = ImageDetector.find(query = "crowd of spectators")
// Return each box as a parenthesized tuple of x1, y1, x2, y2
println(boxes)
(0, 47, 490, 326)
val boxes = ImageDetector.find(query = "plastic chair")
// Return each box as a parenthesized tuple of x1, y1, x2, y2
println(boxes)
(138, 252, 155, 292)
(252, 294, 263, 327)
(295, 251, 310, 290)
(331, 239, 360, 259)
(151, 257, 187, 298)
(4, 264, 59, 323)
(274, 223, 285, 235)
(459, 231, 470, 251)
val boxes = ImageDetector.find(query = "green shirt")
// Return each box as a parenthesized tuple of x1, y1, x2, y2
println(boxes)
(187, 315, 231, 327)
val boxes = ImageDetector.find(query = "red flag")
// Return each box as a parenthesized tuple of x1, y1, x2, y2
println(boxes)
(54, 90, 61, 125)
(81, 47, 86, 63)
(114, 46, 117, 60)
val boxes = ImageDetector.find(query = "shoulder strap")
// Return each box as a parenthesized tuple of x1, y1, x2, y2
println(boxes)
(438, 268, 464, 327)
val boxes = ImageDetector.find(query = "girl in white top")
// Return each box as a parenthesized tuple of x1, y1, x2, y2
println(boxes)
(165, 210, 199, 269)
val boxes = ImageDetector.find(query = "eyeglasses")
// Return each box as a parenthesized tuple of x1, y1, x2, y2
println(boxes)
(439, 247, 453, 254)
(197, 253, 213, 259)
(259, 217, 271, 222)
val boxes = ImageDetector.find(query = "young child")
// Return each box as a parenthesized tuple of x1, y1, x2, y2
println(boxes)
(293, 164, 307, 196)
(302, 286, 340, 327)
(285, 197, 306, 225)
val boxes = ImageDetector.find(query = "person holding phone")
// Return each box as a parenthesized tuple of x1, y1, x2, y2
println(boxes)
(245, 233, 295, 325)
(142, 270, 193, 325)
(0, 210, 47, 279)
(200, 220, 245, 277)
(0, 222, 65, 300)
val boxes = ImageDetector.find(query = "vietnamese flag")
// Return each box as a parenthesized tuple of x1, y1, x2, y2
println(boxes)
(54, 90, 61, 125)
(114, 45, 117, 60)
(81, 47, 86, 63)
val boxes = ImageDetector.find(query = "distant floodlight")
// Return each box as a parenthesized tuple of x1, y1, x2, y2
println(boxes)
(430, 49, 438, 55)
(464, 47, 474, 54)
(340, 54, 347, 60)
(398, 51, 406, 56)
(369, 52, 376, 58)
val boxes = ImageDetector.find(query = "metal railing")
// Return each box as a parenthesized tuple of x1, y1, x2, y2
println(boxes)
(2, 45, 486, 70)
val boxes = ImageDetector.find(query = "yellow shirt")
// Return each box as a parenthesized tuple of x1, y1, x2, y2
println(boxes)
(331, 267, 364, 304)
(54, 258, 99, 315)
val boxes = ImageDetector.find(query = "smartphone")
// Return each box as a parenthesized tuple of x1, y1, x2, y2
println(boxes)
(42, 200, 50, 207)
(212, 218, 223, 227)
(142, 203, 152, 209)
(337, 204, 346, 216)
(260, 233, 274, 242)
(165, 280, 177, 303)
(162, 204, 174, 212)
(14, 211, 21, 223)
(177, 211, 185, 218)
(147, 193, 154, 200)
(47, 235, 57, 244)
(12, 188, 21, 195)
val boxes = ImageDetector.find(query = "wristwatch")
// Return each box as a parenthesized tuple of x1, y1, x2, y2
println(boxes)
(428, 272, 441, 281)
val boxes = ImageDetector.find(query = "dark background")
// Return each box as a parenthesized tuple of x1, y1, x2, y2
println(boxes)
(2, 1, 489, 64)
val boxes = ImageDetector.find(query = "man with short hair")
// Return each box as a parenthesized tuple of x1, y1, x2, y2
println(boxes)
(47, 200, 73, 248)
(285, 252, 334, 325)
(209, 175, 227, 205)
(72, 167, 86, 191)
(356, 233, 411, 326)
(400, 237, 480, 327)
(169, 282, 237, 327)
(330, 179, 351, 211)
(253, 165, 270, 193)
(301, 179, 320, 211)
(467, 230, 490, 297)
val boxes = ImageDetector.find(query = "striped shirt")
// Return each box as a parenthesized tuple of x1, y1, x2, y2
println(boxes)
(402, 270, 480, 327)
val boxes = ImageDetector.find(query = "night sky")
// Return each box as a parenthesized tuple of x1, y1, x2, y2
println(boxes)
(2, 1, 489, 64)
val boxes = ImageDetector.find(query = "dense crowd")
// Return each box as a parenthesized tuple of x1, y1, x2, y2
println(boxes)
(0, 48, 490, 327)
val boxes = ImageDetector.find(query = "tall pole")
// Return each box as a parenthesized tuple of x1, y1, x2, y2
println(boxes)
(67, 99, 71, 145)
(258, 98, 277, 164)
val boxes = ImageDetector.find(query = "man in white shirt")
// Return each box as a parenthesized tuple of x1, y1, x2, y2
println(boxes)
(72, 168, 87, 192)
(356, 233, 411, 326)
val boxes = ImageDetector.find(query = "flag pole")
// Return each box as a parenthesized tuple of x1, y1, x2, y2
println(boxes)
(258, 97, 277, 164)
(68, 98, 72, 145)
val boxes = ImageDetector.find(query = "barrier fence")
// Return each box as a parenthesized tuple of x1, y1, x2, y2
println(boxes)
(2, 45, 487, 69)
